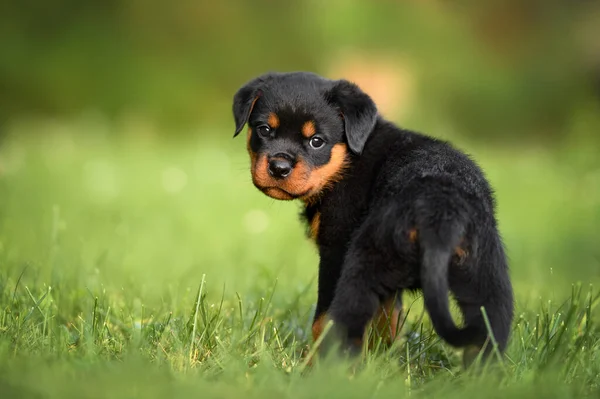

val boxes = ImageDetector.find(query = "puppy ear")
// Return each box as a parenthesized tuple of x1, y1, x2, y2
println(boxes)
(325, 80, 378, 154)
(232, 81, 263, 137)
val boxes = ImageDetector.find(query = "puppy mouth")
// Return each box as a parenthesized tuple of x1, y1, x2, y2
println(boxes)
(249, 149, 349, 203)
(251, 154, 315, 201)
(258, 185, 313, 201)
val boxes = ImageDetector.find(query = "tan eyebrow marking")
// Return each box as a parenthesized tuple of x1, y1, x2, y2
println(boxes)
(268, 113, 280, 128)
(302, 120, 316, 138)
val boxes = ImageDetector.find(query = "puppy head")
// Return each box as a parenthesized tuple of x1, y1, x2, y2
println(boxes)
(232, 72, 378, 202)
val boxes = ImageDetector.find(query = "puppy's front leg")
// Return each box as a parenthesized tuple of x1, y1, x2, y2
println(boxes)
(311, 246, 346, 342)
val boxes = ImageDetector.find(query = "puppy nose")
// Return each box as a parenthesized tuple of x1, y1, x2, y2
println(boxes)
(268, 155, 293, 178)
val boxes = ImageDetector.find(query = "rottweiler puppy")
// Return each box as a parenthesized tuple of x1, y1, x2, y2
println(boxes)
(232, 71, 514, 364)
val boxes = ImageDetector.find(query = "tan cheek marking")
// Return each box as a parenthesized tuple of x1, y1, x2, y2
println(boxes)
(309, 211, 321, 241)
(252, 155, 312, 197)
(268, 112, 280, 129)
(279, 158, 311, 193)
(302, 120, 316, 138)
(251, 144, 348, 199)
(252, 155, 270, 186)
(302, 144, 349, 201)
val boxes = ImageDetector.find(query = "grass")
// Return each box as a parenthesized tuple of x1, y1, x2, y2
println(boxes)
(0, 118, 599, 398)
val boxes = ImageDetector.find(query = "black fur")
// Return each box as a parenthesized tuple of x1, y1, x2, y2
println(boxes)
(324, 80, 378, 154)
(232, 71, 514, 364)
(233, 83, 262, 136)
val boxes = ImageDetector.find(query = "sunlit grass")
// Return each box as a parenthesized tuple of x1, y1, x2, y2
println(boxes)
(0, 119, 599, 398)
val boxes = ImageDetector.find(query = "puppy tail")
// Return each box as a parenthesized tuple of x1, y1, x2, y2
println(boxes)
(420, 242, 479, 347)
(417, 214, 483, 348)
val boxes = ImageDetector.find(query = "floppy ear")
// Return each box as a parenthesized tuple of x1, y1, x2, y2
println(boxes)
(232, 81, 263, 137)
(325, 80, 378, 154)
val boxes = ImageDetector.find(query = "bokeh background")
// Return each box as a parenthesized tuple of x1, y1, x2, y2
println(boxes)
(1, 0, 600, 314)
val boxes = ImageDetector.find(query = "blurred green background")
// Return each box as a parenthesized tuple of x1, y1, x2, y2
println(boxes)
(1, 0, 600, 324)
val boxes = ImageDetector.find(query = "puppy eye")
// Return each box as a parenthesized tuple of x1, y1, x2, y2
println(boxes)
(256, 124, 272, 137)
(309, 136, 325, 149)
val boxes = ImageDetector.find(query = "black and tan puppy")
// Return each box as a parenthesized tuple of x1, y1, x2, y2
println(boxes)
(232, 71, 514, 364)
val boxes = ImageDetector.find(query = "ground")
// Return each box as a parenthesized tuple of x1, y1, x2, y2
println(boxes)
(0, 119, 599, 398)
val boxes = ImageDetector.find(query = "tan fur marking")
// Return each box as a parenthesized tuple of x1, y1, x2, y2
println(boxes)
(312, 313, 328, 342)
(301, 143, 349, 202)
(263, 187, 294, 201)
(371, 298, 403, 347)
(408, 228, 418, 243)
(251, 144, 348, 202)
(302, 120, 316, 138)
(308, 299, 402, 361)
(454, 246, 468, 265)
(252, 155, 310, 200)
(268, 112, 280, 128)
(310, 212, 321, 241)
